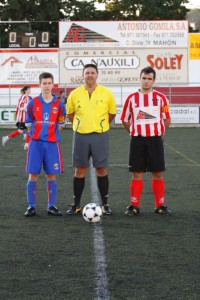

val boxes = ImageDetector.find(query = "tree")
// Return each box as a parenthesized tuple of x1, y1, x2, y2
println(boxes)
(0, 0, 194, 48)
(0, 0, 106, 47)
(0, 0, 63, 47)
(96, 0, 189, 20)
(62, 0, 111, 21)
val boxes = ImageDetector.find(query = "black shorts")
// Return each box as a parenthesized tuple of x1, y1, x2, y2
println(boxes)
(16, 122, 26, 130)
(129, 136, 166, 173)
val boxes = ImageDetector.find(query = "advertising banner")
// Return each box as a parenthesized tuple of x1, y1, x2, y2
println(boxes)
(0, 106, 199, 125)
(59, 48, 188, 84)
(0, 107, 16, 124)
(170, 106, 199, 123)
(59, 21, 188, 48)
(0, 49, 58, 85)
(189, 33, 200, 60)
(115, 106, 200, 124)
(0, 106, 70, 125)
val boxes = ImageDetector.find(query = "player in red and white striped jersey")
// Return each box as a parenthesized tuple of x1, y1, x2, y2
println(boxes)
(2, 86, 32, 148)
(121, 66, 171, 215)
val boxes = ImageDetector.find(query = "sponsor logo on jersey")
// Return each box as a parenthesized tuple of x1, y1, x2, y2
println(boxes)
(44, 112, 49, 120)
(136, 110, 156, 120)
(52, 107, 58, 114)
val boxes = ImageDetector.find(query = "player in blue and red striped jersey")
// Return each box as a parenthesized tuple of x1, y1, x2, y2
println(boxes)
(24, 72, 66, 217)
(121, 66, 171, 216)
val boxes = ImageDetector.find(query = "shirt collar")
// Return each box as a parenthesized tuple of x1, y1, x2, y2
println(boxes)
(38, 93, 57, 103)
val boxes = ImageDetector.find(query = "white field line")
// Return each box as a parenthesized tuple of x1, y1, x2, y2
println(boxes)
(90, 165, 110, 300)
(165, 143, 200, 167)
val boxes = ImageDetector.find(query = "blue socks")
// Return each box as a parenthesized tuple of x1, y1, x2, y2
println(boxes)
(47, 180, 57, 208)
(26, 180, 57, 208)
(26, 180, 37, 208)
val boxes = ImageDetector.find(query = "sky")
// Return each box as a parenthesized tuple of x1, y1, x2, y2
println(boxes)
(95, 0, 200, 10)
(185, 0, 200, 9)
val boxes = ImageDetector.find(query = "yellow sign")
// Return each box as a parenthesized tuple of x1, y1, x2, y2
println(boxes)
(190, 33, 200, 60)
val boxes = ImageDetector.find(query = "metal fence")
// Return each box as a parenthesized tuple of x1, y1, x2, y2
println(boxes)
(0, 83, 200, 107)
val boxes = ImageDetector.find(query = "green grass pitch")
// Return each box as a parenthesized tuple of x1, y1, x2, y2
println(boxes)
(0, 127, 199, 300)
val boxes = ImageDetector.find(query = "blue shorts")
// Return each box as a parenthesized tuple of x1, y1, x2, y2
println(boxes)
(26, 140, 63, 175)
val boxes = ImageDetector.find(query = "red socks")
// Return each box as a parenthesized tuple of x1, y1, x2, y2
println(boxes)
(8, 131, 20, 138)
(152, 179, 165, 208)
(130, 180, 143, 208)
(130, 179, 165, 208)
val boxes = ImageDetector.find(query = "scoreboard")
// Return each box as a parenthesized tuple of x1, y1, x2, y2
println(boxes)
(8, 31, 50, 48)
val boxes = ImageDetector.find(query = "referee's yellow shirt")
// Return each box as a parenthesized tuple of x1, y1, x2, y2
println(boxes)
(66, 85, 117, 134)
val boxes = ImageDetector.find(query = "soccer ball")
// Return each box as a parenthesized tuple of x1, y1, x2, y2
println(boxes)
(82, 203, 102, 223)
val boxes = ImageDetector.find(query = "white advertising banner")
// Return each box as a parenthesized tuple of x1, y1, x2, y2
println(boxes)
(59, 48, 188, 84)
(59, 21, 188, 48)
(115, 106, 200, 124)
(170, 106, 199, 123)
(0, 106, 70, 125)
(0, 107, 16, 124)
(0, 49, 58, 85)
(0, 106, 199, 125)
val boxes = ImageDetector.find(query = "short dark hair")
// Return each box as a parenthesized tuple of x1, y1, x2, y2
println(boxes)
(83, 64, 98, 73)
(140, 66, 156, 79)
(39, 72, 54, 83)
(23, 85, 30, 92)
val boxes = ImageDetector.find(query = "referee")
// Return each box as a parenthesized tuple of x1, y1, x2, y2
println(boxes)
(66, 64, 117, 215)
